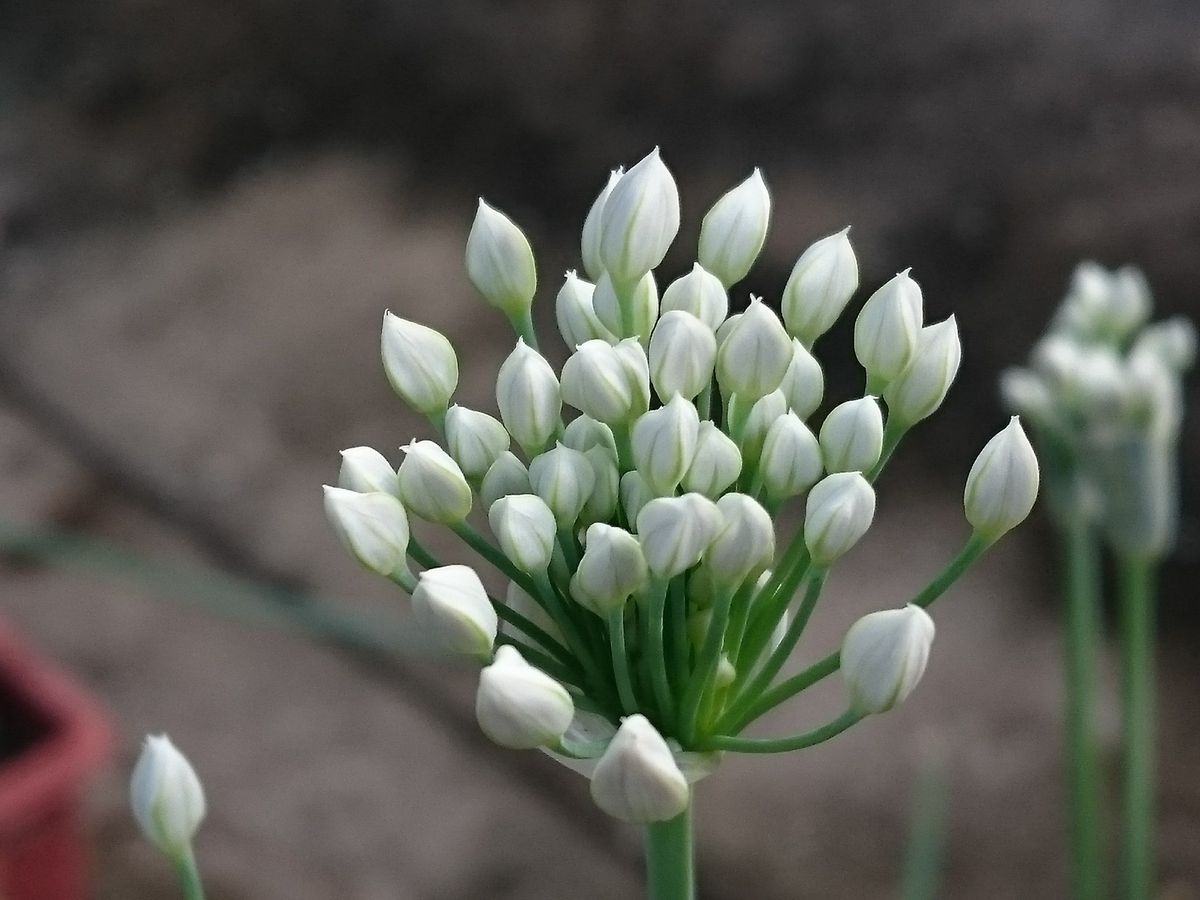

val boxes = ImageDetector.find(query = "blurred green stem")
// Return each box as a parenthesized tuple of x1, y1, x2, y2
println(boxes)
(1118, 553, 1156, 900)
(901, 753, 949, 900)
(175, 850, 206, 900)
(645, 799, 695, 900)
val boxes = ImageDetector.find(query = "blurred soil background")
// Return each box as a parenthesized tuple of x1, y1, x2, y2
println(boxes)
(1, 0, 1199, 897)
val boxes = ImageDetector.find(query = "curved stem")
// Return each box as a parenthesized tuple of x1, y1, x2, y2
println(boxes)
(646, 581, 676, 735)
(608, 608, 639, 714)
(700, 709, 862, 753)
(510, 309, 539, 350)
(678, 586, 733, 746)
(175, 850, 206, 900)
(1119, 553, 1157, 900)
(645, 799, 695, 900)
(867, 417, 909, 483)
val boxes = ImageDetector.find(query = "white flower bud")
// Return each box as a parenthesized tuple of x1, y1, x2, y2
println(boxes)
(632, 394, 701, 495)
(323, 486, 410, 576)
(682, 421, 742, 498)
(649, 310, 717, 401)
(529, 443, 597, 528)
(705, 493, 776, 586)
(841, 604, 935, 714)
(1132, 317, 1197, 373)
(716, 297, 792, 401)
(739, 389, 788, 467)
(884, 316, 962, 426)
(804, 472, 876, 565)
(479, 451, 532, 511)
(581, 167, 623, 281)
(476, 645, 574, 749)
(562, 415, 618, 457)
(338, 446, 399, 496)
(589, 714, 690, 824)
(465, 199, 537, 318)
(660, 263, 729, 332)
(412, 564, 498, 659)
(614, 337, 653, 411)
(555, 271, 615, 348)
(381, 312, 459, 416)
(819, 396, 884, 474)
(504, 580, 563, 646)
(636, 493, 723, 578)
(488, 494, 558, 573)
(496, 339, 562, 455)
(397, 440, 473, 524)
(697, 169, 771, 287)
(570, 523, 649, 615)
(854, 270, 923, 387)
(593, 270, 659, 344)
(561, 338, 649, 425)
(130, 735, 205, 861)
(999, 368, 1056, 426)
(964, 417, 1040, 540)
(781, 228, 859, 346)
(599, 148, 680, 286)
(778, 338, 824, 420)
(620, 471, 655, 523)
(580, 445, 620, 526)
(759, 412, 823, 502)
(444, 405, 510, 479)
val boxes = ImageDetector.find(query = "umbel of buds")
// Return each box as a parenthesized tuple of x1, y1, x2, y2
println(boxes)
(323, 148, 1038, 846)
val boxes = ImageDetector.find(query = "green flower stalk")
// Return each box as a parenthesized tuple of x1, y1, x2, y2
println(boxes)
(324, 149, 1040, 899)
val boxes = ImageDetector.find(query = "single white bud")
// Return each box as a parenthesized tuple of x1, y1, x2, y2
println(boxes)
(999, 368, 1056, 426)
(841, 605, 935, 715)
(562, 415, 618, 457)
(781, 228, 859, 346)
(496, 339, 562, 455)
(705, 493, 776, 586)
(561, 338, 649, 425)
(715, 312, 742, 347)
(444, 405, 511, 479)
(397, 440, 473, 524)
(488, 494, 558, 572)
(854, 270, 923, 387)
(964, 417, 1040, 540)
(381, 312, 458, 416)
(581, 167, 624, 281)
(476, 645, 574, 749)
(465, 199, 537, 318)
(649, 310, 717, 401)
(614, 337, 653, 411)
(884, 316, 962, 426)
(1132, 317, 1197, 373)
(819, 396, 884, 474)
(556, 270, 615, 348)
(759, 412, 823, 502)
(323, 486, 410, 576)
(412, 564, 498, 659)
(620, 471, 655, 523)
(682, 421, 742, 498)
(593, 270, 659, 344)
(804, 472, 876, 565)
(570, 523, 649, 615)
(599, 148, 681, 286)
(697, 169, 771, 287)
(479, 451, 532, 511)
(529, 443, 597, 528)
(589, 714, 690, 824)
(130, 735, 205, 861)
(632, 394, 701, 495)
(716, 297, 792, 401)
(716, 655, 737, 688)
(1106, 266, 1153, 340)
(739, 389, 788, 468)
(636, 493, 723, 578)
(338, 446, 399, 496)
(778, 338, 824, 420)
(504, 581, 563, 647)
(661, 263, 729, 332)
(580, 445, 620, 526)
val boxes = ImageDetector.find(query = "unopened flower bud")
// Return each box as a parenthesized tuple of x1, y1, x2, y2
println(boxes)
(476, 645, 574, 749)
(562, 415, 618, 457)
(697, 169, 771, 287)
(649, 310, 717, 400)
(716, 297, 792, 401)
(580, 445, 620, 526)
(338, 446, 398, 496)
(593, 270, 659, 344)
(479, 451, 531, 511)
(884, 316, 962, 426)
(637, 493, 723, 578)
(581, 167, 624, 281)
(804, 472, 876, 565)
(571, 524, 648, 615)
(841, 604, 935, 714)
(778, 339, 824, 420)
(130, 735, 205, 861)
(819, 396, 884, 474)
(999, 368, 1056, 426)
(381, 312, 458, 416)
(661, 263, 729, 331)
(1132, 317, 1197, 372)
(590, 714, 690, 823)
(397, 440, 473, 524)
(620, 471, 655, 523)
(682, 422, 742, 498)
(323, 486, 410, 576)
(599, 148, 680, 286)
(488, 494, 558, 572)
(444, 405, 510, 479)
(497, 339, 561, 455)
(964, 417, 1040, 540)
(556, 271, 615, 348)
(759, 412, 823, 501)
(715, 312, 742, 347)
(465, 199, 537, 319)
(854, 270, 923, 387)
(632, 394, 701, 495)
(705, 493, 776, 586)
(561, 338, 650, 425)
(529, 443, 596, 527)
(412, 564, 498, 658)
(781, 228, 859, 346)
(739, 389, 788, 467)
(715, 655, 737, 688)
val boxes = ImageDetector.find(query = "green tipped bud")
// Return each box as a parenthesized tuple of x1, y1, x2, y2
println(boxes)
(964, 417, 1040, 541)
(488, 494, 558, 573)
(598, 148, 680, 286)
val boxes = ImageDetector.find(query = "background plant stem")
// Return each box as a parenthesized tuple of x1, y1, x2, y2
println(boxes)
(1118, 553, 1156, 900)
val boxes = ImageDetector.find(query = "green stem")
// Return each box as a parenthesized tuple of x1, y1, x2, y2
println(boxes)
(700, 709, 862, 753)
(645, 799, 695, 900)
(175, 850, 206, 900)
(1118, 553, 1157, 900)
(867, 417, 909, 483)
(646, 581, 677, 735)
(667, 577, 690, 697)
(678, 587, 733, 746)
(510, 308, 539, 350)
(494, 635, 580, 684)
(608, 608, 639, 714)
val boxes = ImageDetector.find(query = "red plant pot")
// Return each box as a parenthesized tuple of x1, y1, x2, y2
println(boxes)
(0, 620, 113, 900)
